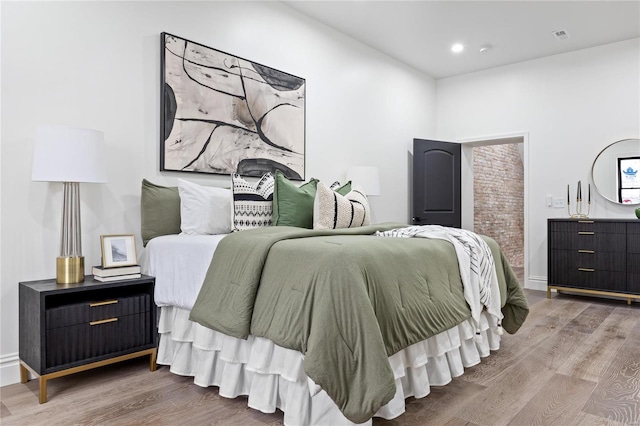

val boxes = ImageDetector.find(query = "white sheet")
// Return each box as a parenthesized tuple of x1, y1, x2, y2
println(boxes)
(140, 234, 227, 310)
(157, 306, 500, 425)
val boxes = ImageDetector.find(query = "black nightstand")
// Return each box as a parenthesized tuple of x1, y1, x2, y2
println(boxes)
(19, 275, 157, 403)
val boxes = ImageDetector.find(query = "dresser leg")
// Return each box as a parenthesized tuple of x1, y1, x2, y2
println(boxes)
(547, 287, 551, 299)
(628, 298, 632, 305)
(20, 363, 28, 384)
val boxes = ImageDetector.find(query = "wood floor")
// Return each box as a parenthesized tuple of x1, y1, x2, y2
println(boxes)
(2, 289, 639, 426)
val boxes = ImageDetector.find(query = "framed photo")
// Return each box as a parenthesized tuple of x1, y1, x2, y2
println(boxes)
(100, 234, 138, 268)
(160, 32, 306, 180)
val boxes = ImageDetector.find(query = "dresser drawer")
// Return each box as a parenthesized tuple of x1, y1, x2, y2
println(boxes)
(557, 267, 626, 291)
(45, 311, 152, 369)
(549, 231, 625, 252)
(46, 293, 151, 329)
(550, 250, 626, 272)
(548, 220, 626, 234)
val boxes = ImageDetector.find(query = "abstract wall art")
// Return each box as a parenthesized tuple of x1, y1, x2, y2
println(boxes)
(160, 33, 306, 180)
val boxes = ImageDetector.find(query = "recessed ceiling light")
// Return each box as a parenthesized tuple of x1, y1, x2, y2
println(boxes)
(451, 43, 464, 53)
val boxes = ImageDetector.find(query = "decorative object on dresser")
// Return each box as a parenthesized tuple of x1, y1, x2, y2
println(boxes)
(100, 234, 137, 268)
(160, 32, 306, 180)
(567, 180, 591, 218)
(31, 126, 108, 285)
(636, 207, 640, 219)
(547, 219, 640, 304)
(18, 275, 157, 403)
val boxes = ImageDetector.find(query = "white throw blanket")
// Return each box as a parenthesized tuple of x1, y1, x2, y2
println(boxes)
(376, 225, 504, 338)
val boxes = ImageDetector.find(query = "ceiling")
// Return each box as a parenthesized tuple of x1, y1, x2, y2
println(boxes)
(283, 1, 640, 79)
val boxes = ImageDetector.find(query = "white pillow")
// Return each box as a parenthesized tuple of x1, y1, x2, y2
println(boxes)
(177, 179, 232, 235)
(313, 181, 371, 230)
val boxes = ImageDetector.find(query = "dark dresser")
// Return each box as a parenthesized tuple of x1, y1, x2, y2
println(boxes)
(548, 218, 640, 304)
(19, 275, 157, 403)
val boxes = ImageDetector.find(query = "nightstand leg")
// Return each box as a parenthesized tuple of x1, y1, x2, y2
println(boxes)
(39, 376, 48, 404)
(628, 298, 632, 305)
(149, 348, 157, 372)
(547, 287, 551, 299)
(20, 363, 28, 383)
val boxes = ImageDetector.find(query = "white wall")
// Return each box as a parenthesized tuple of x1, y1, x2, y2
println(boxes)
(436, 38, 640, 289)
(0, 1, 436, 385)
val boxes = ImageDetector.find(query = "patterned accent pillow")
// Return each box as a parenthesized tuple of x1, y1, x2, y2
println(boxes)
(232, 172, 275, 231)
(313, 182, 371, 230)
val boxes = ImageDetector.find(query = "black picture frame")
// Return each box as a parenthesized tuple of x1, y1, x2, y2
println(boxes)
(160, 32, 306, 180)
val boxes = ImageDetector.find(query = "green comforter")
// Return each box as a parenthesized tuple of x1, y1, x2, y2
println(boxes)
(190, 223, 529, 423)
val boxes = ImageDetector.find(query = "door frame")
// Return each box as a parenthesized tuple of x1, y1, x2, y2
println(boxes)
(457, 131, 532, 290)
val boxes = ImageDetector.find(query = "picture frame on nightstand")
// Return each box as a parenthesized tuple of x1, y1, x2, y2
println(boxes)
(100, 234, 137, 268)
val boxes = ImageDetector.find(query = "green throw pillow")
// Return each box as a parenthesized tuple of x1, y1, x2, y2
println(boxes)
(141, 179, 181, 246)
(333, 181, 352, 196)
(273, 171, 319, 228)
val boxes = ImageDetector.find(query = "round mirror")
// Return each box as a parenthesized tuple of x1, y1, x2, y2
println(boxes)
(591, 138, 640, 205)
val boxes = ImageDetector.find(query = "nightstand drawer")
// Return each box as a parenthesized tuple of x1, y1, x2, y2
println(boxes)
(45, 311, 152, 368)
(46, 293, 151, 329)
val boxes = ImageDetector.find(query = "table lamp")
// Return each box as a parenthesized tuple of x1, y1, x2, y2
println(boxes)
(31, 126, 107, 284)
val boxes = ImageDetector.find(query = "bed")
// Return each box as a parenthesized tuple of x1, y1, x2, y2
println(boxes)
(140, 222, 529, 425)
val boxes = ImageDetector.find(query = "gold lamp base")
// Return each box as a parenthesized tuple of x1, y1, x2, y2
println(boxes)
(56, 256, 85, 284)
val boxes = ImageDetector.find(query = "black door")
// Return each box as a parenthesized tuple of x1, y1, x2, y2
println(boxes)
(412, 139, 461, 228)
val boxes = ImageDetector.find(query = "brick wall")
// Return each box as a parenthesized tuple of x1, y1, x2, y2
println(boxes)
(473, 144, 524, 267)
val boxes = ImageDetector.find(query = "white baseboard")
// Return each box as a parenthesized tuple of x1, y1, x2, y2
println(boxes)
(525, 275, 547, 292)
(0, 352, 21, 387)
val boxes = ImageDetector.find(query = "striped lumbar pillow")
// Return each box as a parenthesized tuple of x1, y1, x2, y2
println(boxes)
(231, 172, 275, 231)
(313, 181, 370, 230)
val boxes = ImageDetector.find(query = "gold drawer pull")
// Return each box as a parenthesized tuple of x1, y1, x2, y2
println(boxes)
(578, 250, 595, 254)
(578, 268, 595, 272)
(578, 220, 594, 224)
(90, 318, 118, 326)
(578, 232, 595, 235)
(89, 300, 118, 307)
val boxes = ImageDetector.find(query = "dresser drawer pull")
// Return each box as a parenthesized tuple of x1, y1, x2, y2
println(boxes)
(578, 250, 595, 254)
(89, 318, 118, 326)
(578, 232, 595, 235)
(578, 220, 595, 224)
(578, 268, 595, 272)
(89, 300, 118, 307)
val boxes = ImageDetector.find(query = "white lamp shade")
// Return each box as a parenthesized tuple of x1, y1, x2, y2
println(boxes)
(346, 166, 381, 196)
(32, 126, 107, 183)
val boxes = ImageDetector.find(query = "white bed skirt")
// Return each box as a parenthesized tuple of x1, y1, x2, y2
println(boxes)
(157, 307, 501, 426)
